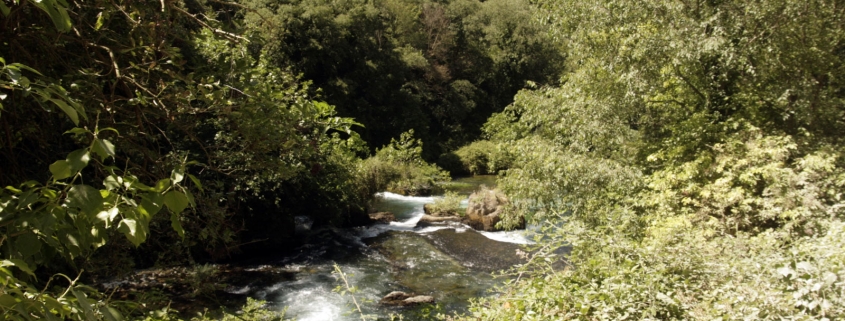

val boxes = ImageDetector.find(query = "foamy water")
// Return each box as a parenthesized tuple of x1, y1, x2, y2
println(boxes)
(363, 192, 534, 245)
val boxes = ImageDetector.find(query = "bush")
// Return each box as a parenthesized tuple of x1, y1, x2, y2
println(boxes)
(449, 140, 515, 175)
(427, 191, 465, 216)
(357, 130, 450, 197)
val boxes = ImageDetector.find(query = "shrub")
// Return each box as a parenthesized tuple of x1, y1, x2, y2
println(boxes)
(451, 140, 515, 175)
(427, 191, 465, 216)
(357, 130, 450, 197)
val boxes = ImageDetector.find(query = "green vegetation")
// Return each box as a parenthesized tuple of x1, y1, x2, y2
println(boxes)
(428, 191, 465, 216)
(2, 0, 843, 319)
(358, 130, 451, 197)
(458, 0, 845, 319)
(439, 140, 514, 175)
(241, 0, 565, 158)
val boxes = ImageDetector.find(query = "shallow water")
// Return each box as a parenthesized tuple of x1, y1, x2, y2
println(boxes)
(247, 176, 534, 320)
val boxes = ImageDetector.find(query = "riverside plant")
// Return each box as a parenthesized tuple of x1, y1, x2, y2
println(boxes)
(428, 191, 465, 216)
(332, 264, 376, 321)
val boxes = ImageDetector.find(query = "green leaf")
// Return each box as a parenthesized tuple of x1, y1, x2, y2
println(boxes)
(153, 178, 171, 193)
(0, 2, 10, 16)
(103, 307, 124, 321)
(171, 213, 185, 238)
(72, 289, 97, 321)
(49, 160, 73, 180)
(64, 127, 88, 135)
(15, 233, 41, 258)
(103, 175, 121, 191)
(96, 127, 119, 135)
(171, 169, 184, 184)
(48, 98, 79, 125)
(66, 185, 104, 216)
(163, 191, 189, 214)
(32, 0, 73, 32)
(94, 12, 106, 31)
(66, 149, 90, 172)
(118, 219, 145, 246)
(91, 138, 115, 161)
(7, 68, 20, 84)
(138, 193, 163, 218)
(187, 174, 203, 192)
(1, 259, 35, 277)
(0, 294, 17, 310)
(96, 207, 119, 228)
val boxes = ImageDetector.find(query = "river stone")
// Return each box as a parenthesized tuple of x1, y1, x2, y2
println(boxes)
(423, 204, 458, 217)
(417, 214, 462, 227)
(465, 188, 524, 231)
(369, 212, 396, 224)
(382, 291, 411, 301)
(380, 291, 435, 306)
(403, 295, 435, 305)
(422, 228, 525, 271)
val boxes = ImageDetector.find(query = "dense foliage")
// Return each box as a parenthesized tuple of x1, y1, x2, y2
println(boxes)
(5, 0, 843, 319)
(241, 0, 565, 157)
(0, 0, 367, 318)
(463, 0, 845, 319)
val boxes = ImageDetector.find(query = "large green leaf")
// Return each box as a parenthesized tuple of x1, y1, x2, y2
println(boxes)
(91, 138, 115, 162)
(48, 98, 78, 125)
(72, 289, 96, 321)
(14, 232, 42, 258)
(118, 219, 146, 247)
(138, 193, 164, 219)
(96, 207, 119, 228)
(48, 160, 73, 180)
(1, 259, 35, 277)
(152, 178, 171, 193)
(66, 149, 90, 172)
(170, 168, 184, 184)
(66, 185, 104, 217)
(170, 213, 185, 238)
(163, 190, 189, 214)
(0, 2, 10, 16)
(31, 0, 72, 32)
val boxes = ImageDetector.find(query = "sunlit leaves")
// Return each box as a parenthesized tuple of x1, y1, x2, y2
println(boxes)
(466, 0, 845, 319)
(48, 161, 73, 180)
(163, 191, 189, 214)
(90, 139, 115, 162)
(66, 185, 104, 217)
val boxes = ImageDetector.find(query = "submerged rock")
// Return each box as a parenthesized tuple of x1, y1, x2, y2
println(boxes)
(422, 228, 527, 272)
(380, 291, 435, 306)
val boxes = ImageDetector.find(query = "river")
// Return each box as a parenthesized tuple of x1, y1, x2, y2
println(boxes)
(237, 176, 537, 320)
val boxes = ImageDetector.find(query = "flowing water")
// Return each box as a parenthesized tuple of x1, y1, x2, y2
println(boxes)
(238, 176, 536, 320)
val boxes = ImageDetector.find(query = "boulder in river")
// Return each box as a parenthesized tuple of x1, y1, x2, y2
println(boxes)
(380, 291, 435, 306)
(369, 212, 396, 224)
(465, 188, 524, 231)
(417, 214, 462, 227)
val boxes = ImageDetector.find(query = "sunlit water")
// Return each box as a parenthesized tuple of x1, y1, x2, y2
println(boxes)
(243, 177, 536, 321)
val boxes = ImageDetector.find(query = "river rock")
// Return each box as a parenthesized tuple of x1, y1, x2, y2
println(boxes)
(417, 214, 462, 227)
(465, 188, 524, 231)
(423, 204, 458, 217)
(369, 212, 396, 224)
(380, 291, 435, 306)
(423, 204, 434, 215)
